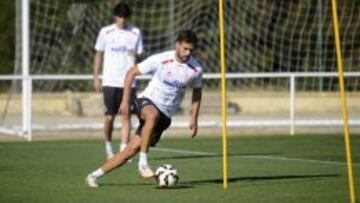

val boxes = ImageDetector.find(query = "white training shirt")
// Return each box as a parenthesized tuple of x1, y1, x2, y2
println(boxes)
(95, 24, 143, 87)
(138, 50, 203, 118)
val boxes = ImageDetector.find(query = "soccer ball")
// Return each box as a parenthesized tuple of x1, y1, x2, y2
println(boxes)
(155, 164, 179, 188)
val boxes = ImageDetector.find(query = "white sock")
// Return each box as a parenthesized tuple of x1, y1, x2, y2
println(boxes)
(138, 152, 148, 166)
(105, 141, 113, 155)
(90, 168, 105, 178)
(120, 143, 127, 152)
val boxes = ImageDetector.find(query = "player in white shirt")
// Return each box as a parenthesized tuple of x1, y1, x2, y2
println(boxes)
(93, 3, 143, 160)
(86, 30, 203, 187)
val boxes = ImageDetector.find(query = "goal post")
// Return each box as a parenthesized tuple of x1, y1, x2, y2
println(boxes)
(21, 0, 31, 141)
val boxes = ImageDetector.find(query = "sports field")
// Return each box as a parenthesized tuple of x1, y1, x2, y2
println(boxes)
(0, 134, 359, 203)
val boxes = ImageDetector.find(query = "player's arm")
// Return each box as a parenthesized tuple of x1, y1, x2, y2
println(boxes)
(189, 87, 202, 138)
(93, 51, 103, 92)
(120, 66, 142, 115)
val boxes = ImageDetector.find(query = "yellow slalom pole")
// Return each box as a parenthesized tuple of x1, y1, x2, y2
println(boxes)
(218, 0, 228, 190)
(331, 0, 357, 202)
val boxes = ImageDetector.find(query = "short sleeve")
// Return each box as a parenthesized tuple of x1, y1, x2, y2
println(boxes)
(95, 29, 105, 51)
(135, 33, 144, 55)
(190, 72, 203, 88)
(137, 54, 159, 74)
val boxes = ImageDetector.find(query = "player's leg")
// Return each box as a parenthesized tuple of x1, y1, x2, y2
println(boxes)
(119, 88, 136, 152)
(139, 105, 159, 153)
(137, 112, 171, 178)
(102, 86, 120, 159)
(103, 135, 141, 172)
(104, 115, 115, 159)
(119, 113, 134, 163)
(86, 135, 142, 188)
(119, 113, 131, 151)
(137, 104, 160, 178)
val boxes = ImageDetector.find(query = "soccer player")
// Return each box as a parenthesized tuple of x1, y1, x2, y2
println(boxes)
(93, 3, 143, 160)
(86, 30, 203, 187)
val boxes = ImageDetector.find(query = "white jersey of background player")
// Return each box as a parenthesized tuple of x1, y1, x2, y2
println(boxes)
(95, 21, 143, 88)
(138, 50, 203, 117)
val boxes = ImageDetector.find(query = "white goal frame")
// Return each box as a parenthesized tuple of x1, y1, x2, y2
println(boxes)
(4, 0, 358, 141)
(1, 72, 360, 141)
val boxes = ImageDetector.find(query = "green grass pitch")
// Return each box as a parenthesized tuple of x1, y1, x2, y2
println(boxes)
(0, 134, 359, 203)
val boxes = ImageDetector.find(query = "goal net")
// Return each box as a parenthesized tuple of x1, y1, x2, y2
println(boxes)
(2, 0, 360, 138)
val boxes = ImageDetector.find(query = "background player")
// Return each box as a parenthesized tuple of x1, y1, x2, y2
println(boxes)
(93, 3, 143, 159)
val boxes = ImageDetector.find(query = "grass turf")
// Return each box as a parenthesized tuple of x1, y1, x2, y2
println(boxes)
(0, 134, 359, 203)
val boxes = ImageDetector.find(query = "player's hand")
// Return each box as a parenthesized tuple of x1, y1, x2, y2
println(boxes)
(189, 118, 198, 138)
(93, 78, 102, 92)
(119, 101, 129, 115)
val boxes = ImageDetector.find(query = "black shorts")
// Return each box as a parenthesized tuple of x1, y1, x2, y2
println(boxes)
(103, 86, 137, 115)
(133, 97, 171, 147)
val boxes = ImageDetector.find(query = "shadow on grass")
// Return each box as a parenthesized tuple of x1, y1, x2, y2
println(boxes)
(152, 152, 282, 161)
(182, 174, 339, 186)
(103, 182, 154, 187)
(97, 174, 338, 189)
(102, 182, 194, 190)
(155, 185, 195, 190)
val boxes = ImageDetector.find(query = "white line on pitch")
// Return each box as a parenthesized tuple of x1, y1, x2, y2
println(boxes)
(153, 147, 360, 168)
(153, 147, 217, 156)
(240, 155, 360, 167)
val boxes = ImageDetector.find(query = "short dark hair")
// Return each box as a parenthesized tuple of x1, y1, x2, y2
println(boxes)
(113, 3, 132, 18)
(176, 30, 198, 46)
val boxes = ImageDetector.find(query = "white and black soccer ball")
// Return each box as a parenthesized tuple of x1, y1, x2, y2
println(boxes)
(155, 164, 179, 188)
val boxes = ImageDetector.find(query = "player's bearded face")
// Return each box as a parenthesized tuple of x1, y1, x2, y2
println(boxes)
(175, 42, 195, 63)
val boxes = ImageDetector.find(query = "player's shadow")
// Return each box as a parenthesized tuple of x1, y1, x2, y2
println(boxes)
(104, 182, 154, 187)
(103, 182, 195, 190)
(181, 173, 339, 186)
(98, 174, 337, 189)
(153, 152, 282, 161)
(155, 185, 194, 190)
